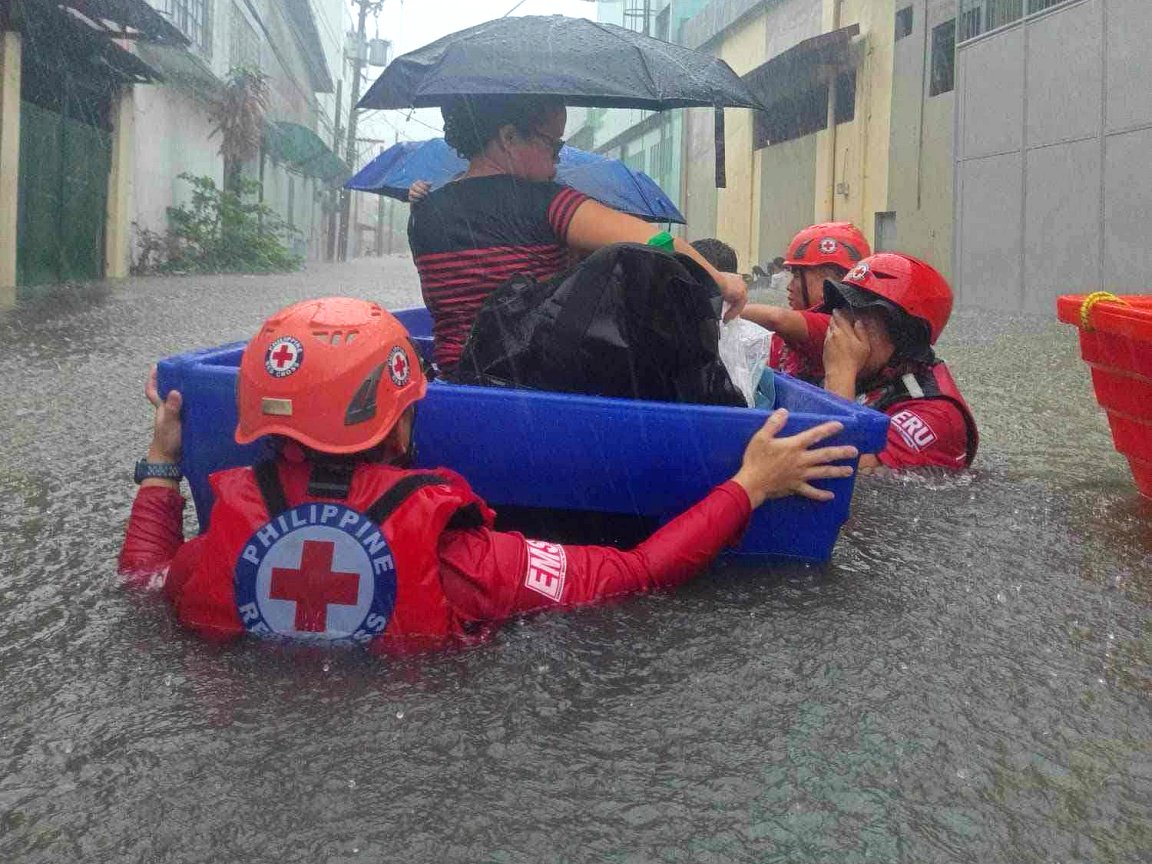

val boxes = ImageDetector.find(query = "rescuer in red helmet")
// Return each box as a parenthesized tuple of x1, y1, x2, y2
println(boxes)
(118, 297, 858, 650)
(741, 222, 871, 383)
(819, 254, 978, 471)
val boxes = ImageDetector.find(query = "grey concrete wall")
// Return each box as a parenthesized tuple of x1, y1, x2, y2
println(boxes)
(758, 134, 818, 263)
(954, 0, 1152, 313)
(887, 0, 955, 279)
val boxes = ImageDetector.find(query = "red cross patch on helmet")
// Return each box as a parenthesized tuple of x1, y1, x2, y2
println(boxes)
(265, 336, 304, 378)
(236, 298, 428, 454)
(784, 223, 871, 270)
(388, 346, 411, 387)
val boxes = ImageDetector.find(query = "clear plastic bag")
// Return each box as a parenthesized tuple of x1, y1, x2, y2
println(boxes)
(718, 318, 773, 407)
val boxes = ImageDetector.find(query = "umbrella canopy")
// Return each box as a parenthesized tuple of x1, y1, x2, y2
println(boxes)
(345, 138, 687, 224)
(357, 15, 765, 112)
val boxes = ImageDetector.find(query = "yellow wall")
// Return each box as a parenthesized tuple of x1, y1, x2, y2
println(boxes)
(815, 0, 895, 246)
(683, 0, 911, 268)
(682, 107, 719, 242)
(0, 31, 21, 301)
(714, 9, 769, 270)
(104, 88, 134, 280)
(886, 0, 955, 278)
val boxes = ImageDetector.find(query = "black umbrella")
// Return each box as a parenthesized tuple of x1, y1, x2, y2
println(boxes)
(357, 15, 766, 112)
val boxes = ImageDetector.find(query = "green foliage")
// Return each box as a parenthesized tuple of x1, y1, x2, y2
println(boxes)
(210, 67, 270, 192)
(135, 173, 302, 275)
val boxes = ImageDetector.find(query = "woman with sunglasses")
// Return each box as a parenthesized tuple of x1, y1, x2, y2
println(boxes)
(406, 95, 748, 375)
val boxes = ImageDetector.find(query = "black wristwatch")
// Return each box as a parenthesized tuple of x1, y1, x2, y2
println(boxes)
(134, 459, 183, 484)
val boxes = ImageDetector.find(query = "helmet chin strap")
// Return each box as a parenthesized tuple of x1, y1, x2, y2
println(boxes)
(388, 403, 419, 469)
(391, 442, 416, 469)
(800, 270, 812, 309)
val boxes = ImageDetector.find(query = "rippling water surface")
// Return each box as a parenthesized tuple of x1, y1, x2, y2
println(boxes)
(1, 259, 1149, 863)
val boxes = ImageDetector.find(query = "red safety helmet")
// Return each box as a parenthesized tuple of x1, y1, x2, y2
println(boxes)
(783, 222, 871, 272)
(235, 297, 427, 454)
(824, 253, 953, 346)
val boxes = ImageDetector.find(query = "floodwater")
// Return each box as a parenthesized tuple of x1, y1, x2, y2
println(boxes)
(0, 257, 1149, 863)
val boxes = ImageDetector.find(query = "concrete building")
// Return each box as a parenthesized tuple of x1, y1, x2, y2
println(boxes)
(1, 0, 189, 294)
(952, 0, 1150, 312)
(679, 0, 958, 277)
(0, 0, 346, 298)
(130, 0, 345, 269)
(566, 0, 712, 233)
(887, 0, 958, 275)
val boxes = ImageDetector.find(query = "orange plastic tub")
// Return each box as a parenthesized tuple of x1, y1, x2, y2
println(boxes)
(1057, 293, 1152, 497)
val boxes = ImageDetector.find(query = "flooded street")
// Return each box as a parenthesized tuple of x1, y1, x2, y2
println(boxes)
(0, 258, 1149, 863)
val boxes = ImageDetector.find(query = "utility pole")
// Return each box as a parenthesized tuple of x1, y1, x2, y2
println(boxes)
(376, 155, 386, 256)
(327, 77, 343, 262)
(385, 131, 397, 254)
(338, 0, 386, 261)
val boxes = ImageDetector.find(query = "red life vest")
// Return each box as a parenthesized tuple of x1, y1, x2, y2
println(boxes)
(770, 333, 824, 384)
(170, 459, 494, 649)
(860, 361, 979, 466)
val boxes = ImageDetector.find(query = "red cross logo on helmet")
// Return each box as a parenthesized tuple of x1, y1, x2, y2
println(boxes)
(265, 336, 304, 378)
(388, 346, 410, 387)
(846, 262, 871, 283)
(819, 238, 838, 255)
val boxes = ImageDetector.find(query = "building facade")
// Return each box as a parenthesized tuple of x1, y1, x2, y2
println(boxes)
(1, 0, 188, 294)
(678, 0, 959, 277)
(566, 0, 711, 234)
(130, 0, 345, 269)
(0, 0, 346, 298)
(952, 0, 1150, 312)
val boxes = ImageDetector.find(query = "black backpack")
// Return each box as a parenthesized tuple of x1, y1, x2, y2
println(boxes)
(450, 243, 745, 407)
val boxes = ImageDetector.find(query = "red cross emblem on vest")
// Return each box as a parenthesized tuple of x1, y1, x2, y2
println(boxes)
(269, 540, 360, 632)
(235, 502, 397, 643)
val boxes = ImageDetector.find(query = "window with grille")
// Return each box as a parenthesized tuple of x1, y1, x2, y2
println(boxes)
(161, 0, 211, 52)
(959, 4, 983, 42)
(623, 146, 646, 175)
(930, 19, 956, 96)
(646, 138, 672, 179)
(958, 0, 1074, 42)
(623, 0, 652, 35)
(229, 3, 260, 71)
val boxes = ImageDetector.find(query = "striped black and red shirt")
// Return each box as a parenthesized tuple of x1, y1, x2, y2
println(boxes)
(407, 175, 589, 369)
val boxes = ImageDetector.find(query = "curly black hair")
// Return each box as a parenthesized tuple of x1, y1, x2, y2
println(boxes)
(441, 95, 564, 160)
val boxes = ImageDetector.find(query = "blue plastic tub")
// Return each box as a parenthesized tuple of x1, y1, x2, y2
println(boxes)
(156, 307, 889, 562)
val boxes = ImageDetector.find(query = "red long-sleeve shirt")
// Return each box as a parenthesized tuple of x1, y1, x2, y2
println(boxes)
(770, 311, 972, 470)
(118, 481, 752, 629)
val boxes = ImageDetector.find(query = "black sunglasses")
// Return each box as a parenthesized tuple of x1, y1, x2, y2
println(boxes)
(532, 131, 565, 160)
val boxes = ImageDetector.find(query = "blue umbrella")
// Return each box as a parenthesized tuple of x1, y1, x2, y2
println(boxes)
(344, 138, 686, 224)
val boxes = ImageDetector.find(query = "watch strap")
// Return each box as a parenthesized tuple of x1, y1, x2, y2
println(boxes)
(135, 459, 183, 484)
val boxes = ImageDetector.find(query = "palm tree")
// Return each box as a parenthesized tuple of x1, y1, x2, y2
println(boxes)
(209, 67, 270, 195)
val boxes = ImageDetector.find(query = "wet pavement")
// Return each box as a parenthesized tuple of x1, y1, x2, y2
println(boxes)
(0, 257, 1149, 863)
